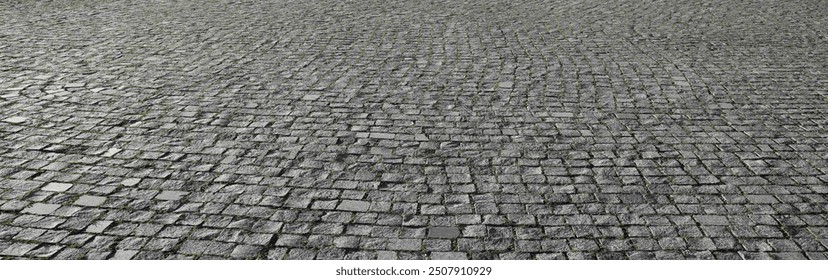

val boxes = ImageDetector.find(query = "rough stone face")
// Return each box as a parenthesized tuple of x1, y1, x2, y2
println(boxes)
(74, 196, 106, 207)
(21, 203, 61, 215)
(337, 200, 370, 212)
(121, 178, 141, 187)
(428, 227, 461, 239)
(156, 191, 189, 201)
(42, 182, 73, 192)
(1, 0, 827, 260)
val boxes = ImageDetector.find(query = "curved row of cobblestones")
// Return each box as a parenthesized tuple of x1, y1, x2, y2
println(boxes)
(1, 0, 827, 259)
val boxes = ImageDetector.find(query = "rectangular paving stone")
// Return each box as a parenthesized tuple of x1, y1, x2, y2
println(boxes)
(1, 243, 38, 257)
(428, 227, 461, 239)
(369, 132, 395, 139)
(231, 245, 263, 259)
(387, 238, 421, 251)
(21, 203, 61, 215)
(111, 250, 139, 260)
(694, 215, 730, 225)
(156, 191, 189, 201)
(86, 220, 113, 233)
(75, 195, 106, 207)
(42, 182, 73, 192)
(337, 200, 370, 212)
(376, 251, 398, 260)
(102, 148, 122, 157)
(431, 252, 467, 260)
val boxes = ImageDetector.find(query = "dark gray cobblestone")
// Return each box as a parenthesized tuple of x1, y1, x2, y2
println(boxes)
(1, 0, 828, 259)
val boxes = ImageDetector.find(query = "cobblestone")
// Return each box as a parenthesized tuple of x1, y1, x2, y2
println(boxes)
(1, 0, 827, 260)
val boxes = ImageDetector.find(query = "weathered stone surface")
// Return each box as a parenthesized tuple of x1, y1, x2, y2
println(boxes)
(428, 227, 461, 239)
(42, 182, 73, 192)
(0, 0, 826, 261)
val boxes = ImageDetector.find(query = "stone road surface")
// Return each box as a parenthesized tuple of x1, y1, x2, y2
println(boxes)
(1, 0, 827, 260)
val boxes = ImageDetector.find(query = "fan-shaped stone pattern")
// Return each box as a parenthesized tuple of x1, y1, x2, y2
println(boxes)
(0, 0, 827, 260)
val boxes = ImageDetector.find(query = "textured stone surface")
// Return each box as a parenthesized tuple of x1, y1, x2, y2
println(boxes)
(1, 0, 827, 260)
(42, 182, 73, 192)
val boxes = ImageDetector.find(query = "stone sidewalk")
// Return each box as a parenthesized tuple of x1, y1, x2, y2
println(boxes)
(0, 0, 827, 259)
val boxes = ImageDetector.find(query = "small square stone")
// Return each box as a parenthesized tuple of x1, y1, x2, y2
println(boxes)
(75, 195, 106, 207)
(86, 220, 113, 233)
(498, 81, 514, 88)
(121, 178, 141, 187)
(42, 182, 73, 192)
(22, 203, 61, 215)
(2, 116, 27, 124)
(156, 191, 189, 201)
(64, 83, 86, 88)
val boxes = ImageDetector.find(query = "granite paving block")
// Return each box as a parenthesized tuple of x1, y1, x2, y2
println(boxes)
(156, 191, 189, 201)
(21, 203, 61, 215)
(337, 200, 370, 212)
(74, 196, 106, 207)
(42, 183, 73, 192)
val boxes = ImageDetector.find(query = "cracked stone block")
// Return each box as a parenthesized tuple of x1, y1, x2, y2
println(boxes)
(428, 227, 461, 239)
(42, 182, 73, 192)
(156, 191, 189, 201)
(337, 200, 370, 212)
(22, 203, 61, 215)
(2, 116, 27, 124)
(75, 195, 106, 207)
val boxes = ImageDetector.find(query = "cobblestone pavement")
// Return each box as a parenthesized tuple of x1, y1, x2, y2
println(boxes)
(1, 0, 827, 260)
